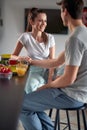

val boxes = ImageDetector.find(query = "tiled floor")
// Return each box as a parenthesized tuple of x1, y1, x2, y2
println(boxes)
(17, 109, 87, 130)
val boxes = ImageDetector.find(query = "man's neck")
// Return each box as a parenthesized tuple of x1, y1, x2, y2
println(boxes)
(68, 19, 84, 32)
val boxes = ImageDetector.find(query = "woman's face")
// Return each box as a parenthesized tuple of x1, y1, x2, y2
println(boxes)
(32, 13, 47, 32)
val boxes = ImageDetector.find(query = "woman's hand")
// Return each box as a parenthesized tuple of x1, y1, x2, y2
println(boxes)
(17, 56, 32, 64)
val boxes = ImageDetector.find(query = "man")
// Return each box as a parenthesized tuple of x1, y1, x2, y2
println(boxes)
(20, 0, 87, 130)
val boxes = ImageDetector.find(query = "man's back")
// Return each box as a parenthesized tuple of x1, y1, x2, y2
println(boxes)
(61, 25, 87, 103)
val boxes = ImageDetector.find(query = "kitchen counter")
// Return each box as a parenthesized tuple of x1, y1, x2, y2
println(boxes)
(0, 71, 28, 130)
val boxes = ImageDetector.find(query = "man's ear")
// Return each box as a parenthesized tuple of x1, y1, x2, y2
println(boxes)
(64, 8, 68, 16)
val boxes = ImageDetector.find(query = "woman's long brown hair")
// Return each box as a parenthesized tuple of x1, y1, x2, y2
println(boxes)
(26, 7, 48, 44)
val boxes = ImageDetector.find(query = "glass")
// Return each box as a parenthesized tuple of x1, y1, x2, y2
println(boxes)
(16, 62, 28, 77)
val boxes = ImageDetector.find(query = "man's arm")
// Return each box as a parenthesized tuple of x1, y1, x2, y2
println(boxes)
(37, 65, 79, 90)
(30, 51, 65, 68)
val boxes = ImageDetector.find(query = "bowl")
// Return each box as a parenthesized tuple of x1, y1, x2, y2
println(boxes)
(9, 59, 18, 65)
(0, 54, 11, 66)
(0, 72, 13, 80)
(1, 54, 11, 59)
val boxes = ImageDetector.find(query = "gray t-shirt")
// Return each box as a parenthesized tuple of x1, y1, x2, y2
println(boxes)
(61, 25, 87, 103)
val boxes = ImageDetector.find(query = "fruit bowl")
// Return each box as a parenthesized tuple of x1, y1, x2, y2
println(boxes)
(0, 72, 13, 80)
(0, 67, 13, 80)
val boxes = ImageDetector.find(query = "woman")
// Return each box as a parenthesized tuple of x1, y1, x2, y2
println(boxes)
(11, 7, 55, 94)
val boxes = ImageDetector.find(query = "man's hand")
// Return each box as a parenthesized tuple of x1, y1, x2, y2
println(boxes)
(37, 83, 51, 91)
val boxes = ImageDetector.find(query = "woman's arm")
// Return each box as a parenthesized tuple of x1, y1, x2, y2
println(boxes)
(11, 41, 23, 60)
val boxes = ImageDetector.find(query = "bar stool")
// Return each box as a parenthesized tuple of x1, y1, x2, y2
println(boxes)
(49, 103, 87, 130)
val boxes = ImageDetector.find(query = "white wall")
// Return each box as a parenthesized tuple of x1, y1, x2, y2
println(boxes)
(0, 0, 86, 57)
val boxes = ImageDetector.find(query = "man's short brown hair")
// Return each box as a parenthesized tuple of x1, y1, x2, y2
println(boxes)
(57, 0, 84, 19)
